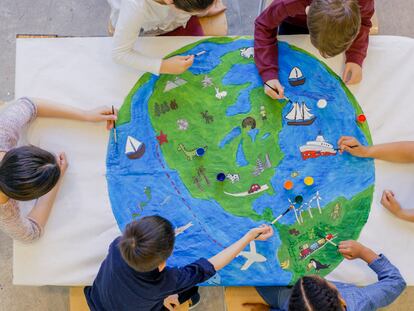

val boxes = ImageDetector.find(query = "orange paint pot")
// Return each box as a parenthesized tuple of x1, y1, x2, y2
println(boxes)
(284, 180, 294, 190)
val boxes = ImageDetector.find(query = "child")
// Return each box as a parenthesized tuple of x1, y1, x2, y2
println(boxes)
(243, 240, 406, 311)
(84, 215, 274, 311)
(107, 0, 226, 75)
(254, 0, 375, 100)
(0, 97, 117, 242)
(338, 136, 414, 222)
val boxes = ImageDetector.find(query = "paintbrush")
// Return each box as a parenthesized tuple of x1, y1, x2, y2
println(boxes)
(112, 105, 117, 144)
(334, 145, 359, 151)
(264, 82, 290, 102)
(194, 50, 207, 57)
(255, 205, 294, 239)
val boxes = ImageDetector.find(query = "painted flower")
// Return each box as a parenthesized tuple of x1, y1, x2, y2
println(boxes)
(177, 119, 189, 131)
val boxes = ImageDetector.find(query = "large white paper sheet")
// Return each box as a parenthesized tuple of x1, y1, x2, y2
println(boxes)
(13, 36, 414, 286)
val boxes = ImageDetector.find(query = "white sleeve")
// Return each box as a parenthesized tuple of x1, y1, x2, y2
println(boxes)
(112, 0, 163, 75)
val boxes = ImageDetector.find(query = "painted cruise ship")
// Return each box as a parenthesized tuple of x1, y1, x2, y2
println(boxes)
(300, 135, 337, 160)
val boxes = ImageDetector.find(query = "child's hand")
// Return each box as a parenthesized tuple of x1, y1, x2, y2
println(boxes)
(264, 79, 284, 100)
(84, 106, 118, 130)
(339, 240, 379, 264)
(247, 224, 274, 241)
(337, 136, 369, 157)
(338, 240, 365, 260)
(343, 62, 362, 85)
(242, 303, 270, 311)
(160, 55, 194, 75)
(381, 190, 402, 217)
(163, 294, 179, 311)
(57, 152, 68, 176)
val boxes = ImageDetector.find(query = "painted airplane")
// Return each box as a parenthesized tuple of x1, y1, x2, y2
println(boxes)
(239, 241, 267, 270)
(175, 222, 194, 237)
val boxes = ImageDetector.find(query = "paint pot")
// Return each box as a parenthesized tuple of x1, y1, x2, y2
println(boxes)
(357, 114, 366, 123)
(304, 176, 314, 186)
(196, 147, 205, 157)
(216, 173, 226, 182)
(284, 180, 294, 190)
(295, 195, 303, 204)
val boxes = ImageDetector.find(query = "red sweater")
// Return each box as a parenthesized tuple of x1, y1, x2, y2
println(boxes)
(254, 0, 375, 82)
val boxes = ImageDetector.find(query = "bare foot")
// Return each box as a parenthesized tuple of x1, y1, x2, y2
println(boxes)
(198, 0, 227, 17)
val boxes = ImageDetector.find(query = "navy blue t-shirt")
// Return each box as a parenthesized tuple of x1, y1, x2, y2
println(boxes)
(84, 237, 216, 311)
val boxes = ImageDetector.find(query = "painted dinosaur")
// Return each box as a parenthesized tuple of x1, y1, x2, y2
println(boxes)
(177, 144, 208, 161)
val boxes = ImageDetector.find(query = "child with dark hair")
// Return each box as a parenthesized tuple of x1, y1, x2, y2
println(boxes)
(254, 0, 375, 100)
(0, 98, 117, 242)
(85, 215, 274, 311)
(243, 240, 406, 311)
(107, 0, 226, 75)
(338, 136, 414, 222)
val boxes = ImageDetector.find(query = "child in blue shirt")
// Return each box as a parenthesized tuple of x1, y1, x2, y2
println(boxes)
(244, 240, 406, 311)
(85, 215, 273, 311)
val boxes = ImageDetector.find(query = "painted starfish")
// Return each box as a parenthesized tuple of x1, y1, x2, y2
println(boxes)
(156, 131, 168, 145)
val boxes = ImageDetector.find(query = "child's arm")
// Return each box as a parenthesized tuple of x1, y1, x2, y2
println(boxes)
(208, 225, 273, 271)
(27, 153, 67, 229)
(338, 136, 414, 163)
(32, 98, 117, 129)
(254, 1, 291, 99)
(338, 240, 406, 309)
(381, 190, 414, 222)
(112, 0, 193, 75)
(342, 1, 375, 85)
(169, 225, 273, 295)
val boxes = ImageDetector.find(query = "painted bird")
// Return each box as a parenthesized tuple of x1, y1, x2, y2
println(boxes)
(308, 259, 330, 273)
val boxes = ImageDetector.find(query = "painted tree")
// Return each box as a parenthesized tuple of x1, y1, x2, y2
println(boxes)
(161, 102, 170, 114)
(154, 102, 161, 117)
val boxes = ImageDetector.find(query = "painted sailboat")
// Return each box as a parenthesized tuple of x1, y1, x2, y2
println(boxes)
(300, 135, 337, 160)
(288, 67, 306, 86)
(125, 136, 146, 160)
(285, 102, 316, 126)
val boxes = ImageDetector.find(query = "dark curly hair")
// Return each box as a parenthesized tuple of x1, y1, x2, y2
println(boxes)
(289, 276, 344, 311)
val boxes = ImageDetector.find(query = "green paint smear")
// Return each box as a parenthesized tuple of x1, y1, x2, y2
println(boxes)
(275, 185, 374, 285)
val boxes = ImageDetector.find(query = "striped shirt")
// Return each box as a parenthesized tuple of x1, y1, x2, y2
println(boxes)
(0, 98, 43, 242)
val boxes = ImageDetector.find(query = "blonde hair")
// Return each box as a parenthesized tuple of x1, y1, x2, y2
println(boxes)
(308, 0, 361, 58)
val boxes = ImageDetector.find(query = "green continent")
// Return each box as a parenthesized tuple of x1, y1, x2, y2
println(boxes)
(146, 40, 285, 220)
(275, 185, 374, 284)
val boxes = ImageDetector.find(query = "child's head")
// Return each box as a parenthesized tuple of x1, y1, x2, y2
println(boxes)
(0, 146, 60, 201)
(167, 0, 215, 13)
(307, 0, 361, 58)
(119, 216, 175, 272)
(289, 275, 345, 311)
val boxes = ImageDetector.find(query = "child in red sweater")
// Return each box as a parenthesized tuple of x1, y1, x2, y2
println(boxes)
(254, 0, 375, 99)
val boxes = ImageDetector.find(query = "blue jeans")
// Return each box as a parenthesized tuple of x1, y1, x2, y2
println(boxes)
(256, 286, 292, 310)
